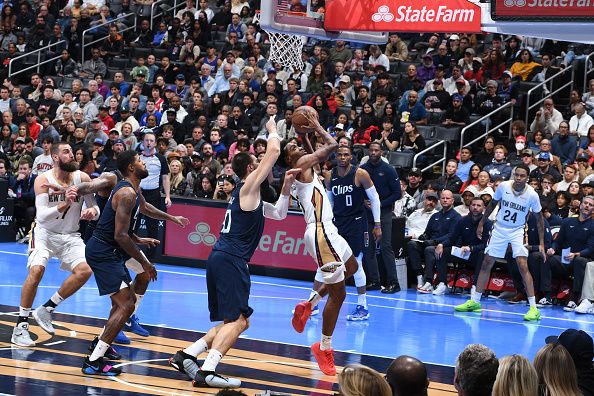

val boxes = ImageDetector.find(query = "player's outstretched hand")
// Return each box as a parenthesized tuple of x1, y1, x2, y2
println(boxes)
(303, 110, 321, 130)
(80, 208, 97, 221)
(138, 237, 160, 248)
(173, 215, 190, 227)
(266, 115, 277, 133)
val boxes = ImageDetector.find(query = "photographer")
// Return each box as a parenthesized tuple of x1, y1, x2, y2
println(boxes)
(213, 174, 236, 201)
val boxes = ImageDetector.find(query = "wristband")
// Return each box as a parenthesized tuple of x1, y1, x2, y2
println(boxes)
(267, 132, 280, 141)
(373, 225, 382, 229)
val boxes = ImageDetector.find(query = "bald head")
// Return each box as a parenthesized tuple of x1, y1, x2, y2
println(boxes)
(386, 355, 429, 396)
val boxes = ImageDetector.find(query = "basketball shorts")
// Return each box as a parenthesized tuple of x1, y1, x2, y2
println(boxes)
(206, 250, 254, 322)
(28, 225, 86, 272)
(484, 225, 528, 259)
(85, 236, 132, 296)
(335, 215, 368, 257)
(304, 222, 353, 284)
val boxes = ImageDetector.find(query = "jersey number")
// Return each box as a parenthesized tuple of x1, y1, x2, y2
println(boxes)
(221, 209, 232, 233)
(56, 206, 71, 220)
(502, 210, 517, 223)
(345, 195, 352, 207)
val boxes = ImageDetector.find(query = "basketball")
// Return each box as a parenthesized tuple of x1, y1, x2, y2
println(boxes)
(292, 106, 318, 135)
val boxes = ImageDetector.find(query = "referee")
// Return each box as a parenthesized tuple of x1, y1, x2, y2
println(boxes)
(139, 131, 171, 258)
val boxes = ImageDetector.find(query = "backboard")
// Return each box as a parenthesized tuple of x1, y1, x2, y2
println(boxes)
(258, 0, 388, 43)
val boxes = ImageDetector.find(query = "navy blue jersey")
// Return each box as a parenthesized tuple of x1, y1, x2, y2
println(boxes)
(330, 166, 366, 226)
(92, 180, 140, 255)
(213, 182, 264, 261)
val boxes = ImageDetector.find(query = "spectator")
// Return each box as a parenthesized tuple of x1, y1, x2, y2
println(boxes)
(385, 33, 408, 62)
(492, 355, 538, 396)
(408, 189, 461, 295)
(480, 49, 506, 80)
(579, 125, 594, 164)
(399, 93, 427, 125)
(545, 329, 594, 396)
(465, 170, 495, 198)
(10, 158, 35, 240)
(454, 344, 499, 396)
(534, 343, 582, 396)
(530, 151, 562, 183)
(417, 54, 436, 84)
(31, 137, 53, 175)
(386, 355, 429, 396)
(509, 49, 541, 81)
(484, 145, 513, 182)
(543, 195, 594, 312)
(434, 159, 463, 192)
(569, 103, 594, 138)
(461, 163, 482, 191)
(578, 153, 594, 181)
(554, 164, 579, 192)
(169, 159, 189, 196)
(338, 363, 392, 396)
(529, 98, 563, 136)
(361, 142, 401, 293)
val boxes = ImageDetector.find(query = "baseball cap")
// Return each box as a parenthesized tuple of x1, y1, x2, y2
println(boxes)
(99, 105, 108, 111)
(465, 48, 475, 56)
(93, 138, 104, 145)
(137, 70, 146, 77)
(267, 68, 277, 74)
(436, 63, 445, 69)
(120, 106, 130, 113)
(516, 135, 526, 142)
(113, 138, 125, 145)
(176, 73, 185, 80)
(166, 108, 176, 114)
(522, 148, 534, 156)
(546, 329, 594, 366)
(109, 129, 120, 135)
(537, 152, 552, 161)
(456, 78, 466, 85)
(503, 70, 513, 78)
(334, 123, 344, 130)
(225, 50, 235, 56)
(425, 192, 439, 201)
(577, 152, 590, 161)
(15, 137, 25, 143)
(422, 53, 433, 60)
(449, 34, 460, 40)
(323, 82, 334, 89)
(165, 85, 175, 92)
(582, 179, 594, 188)
(452, 93, 464, 101)
(90, 118, 101, 123)
(409, 167, 422, 177)
(339, 75, 351, 84)
(191, 153, 204, 160)
(38, 105, 48, 111)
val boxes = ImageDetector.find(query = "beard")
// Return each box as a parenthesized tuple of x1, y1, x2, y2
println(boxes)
(136, 167, 149, 180)
(58, 158, 79, 172)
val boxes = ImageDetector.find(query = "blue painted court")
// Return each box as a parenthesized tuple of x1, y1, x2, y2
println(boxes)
(0, 241, 593, 394)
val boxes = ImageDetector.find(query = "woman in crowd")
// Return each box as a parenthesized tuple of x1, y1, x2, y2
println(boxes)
(566, 89, 582, 119)
(214, 175, 236, 201)
(208, 93, 224, 118)
(568, 181, 583, 215)
(306, 63, 326, 94)
(401, 121, 426, 154)
(75, 147, 96, 175)
(107, 97, 120, 123)
(169, 159, 189, 196)
(338, 364, 392, 396)
(16, 123, 29, 140)
(310, 94, 335, 128)
(481, 48, 506, 80)
(60, 119, 76, 142)
(578, 125, 594, 165)
(509, 49, 541, 81)
(460, 163, 482, 192)
(383, 102, 397, 124)
(528, 130, 545, 154)
(473, 135, 496, 167)
(533, 343, 582, 396)
(0, 125, 12, 153)
(582, 79, 594, 118)
(466, 170, 494, 197)
(193, 175, 216, 199)
(492, 354, 538, 396)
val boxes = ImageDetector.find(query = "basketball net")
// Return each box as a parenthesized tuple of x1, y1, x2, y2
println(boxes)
(254, 10, 304, 70)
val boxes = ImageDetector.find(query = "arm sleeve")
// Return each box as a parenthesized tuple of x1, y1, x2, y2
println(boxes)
(365, 185, 381, 223)
(326, 190, 334, 208)
(263, 194, 290, 220)
(82, 193, 100, 221)
(35, 193, 60, 223)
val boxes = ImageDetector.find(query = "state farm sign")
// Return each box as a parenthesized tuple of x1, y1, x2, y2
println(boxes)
(325, 0, 481, 33)
(491, 0, 594, 19)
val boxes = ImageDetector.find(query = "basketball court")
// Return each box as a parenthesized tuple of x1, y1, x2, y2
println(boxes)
(1, 241, 593, 395)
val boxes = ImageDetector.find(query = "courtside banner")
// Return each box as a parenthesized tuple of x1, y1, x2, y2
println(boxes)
(491, 0, 594, 20)
(163, 201, 313, 270)
(324, 0, 481, 33)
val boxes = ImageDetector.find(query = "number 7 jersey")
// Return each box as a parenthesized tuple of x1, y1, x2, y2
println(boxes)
(493, 180, 542, 230)
(40, 170, 84, 234)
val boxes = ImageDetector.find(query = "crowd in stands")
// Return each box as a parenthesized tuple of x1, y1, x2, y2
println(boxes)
(212, 327, 594, 396)
(1, 0, 594, 311)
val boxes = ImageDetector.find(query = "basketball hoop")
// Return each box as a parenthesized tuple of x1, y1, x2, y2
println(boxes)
(255, 10, 304, 70)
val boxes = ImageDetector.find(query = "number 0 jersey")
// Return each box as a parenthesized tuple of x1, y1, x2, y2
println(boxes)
(212, 182, 265, 261)
(493, 180, 541, 230)
(40, 170, 83, 234)
(329, 166, 366, 227)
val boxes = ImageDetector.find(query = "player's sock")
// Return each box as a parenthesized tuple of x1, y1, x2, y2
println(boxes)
(528, 296, 536, 308)
(17, 307, 31, 324)
(89, 339, 110, 362)
(201, 349, 222, 372)
(43, 292, 65, 313)
(133, 294, 144, 314)
(183, 338, 208, 357)
(357, 293, 367, 309)
(308, 290, 322, 306)
(320, 334, 332, 351)
(471, 287, 482, 303)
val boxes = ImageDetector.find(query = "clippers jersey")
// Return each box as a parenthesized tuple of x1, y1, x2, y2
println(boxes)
(293, 175, 334, 225)
(92, 180, 140, 258)
(212, 182, 265, 261)
(41, 170, 83, 234)
(329, 166, 366, 226)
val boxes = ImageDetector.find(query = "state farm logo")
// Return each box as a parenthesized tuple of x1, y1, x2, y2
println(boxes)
(503, 0, 526, 6)
(372, 5, 394, 22)
(188, 222, 217, 246)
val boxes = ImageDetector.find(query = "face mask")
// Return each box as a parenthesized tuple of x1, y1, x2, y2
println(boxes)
(515, 142, 525, 151)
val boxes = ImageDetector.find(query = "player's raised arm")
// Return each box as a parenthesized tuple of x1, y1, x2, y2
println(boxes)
(295, 112, 338, 171)
(240, 116, 282, 201)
